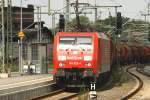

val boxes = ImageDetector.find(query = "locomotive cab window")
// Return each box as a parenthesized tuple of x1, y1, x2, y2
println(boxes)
(59, 36, 92, 45)
(77, 37, 92, 45)
(59, 37, 75, 45)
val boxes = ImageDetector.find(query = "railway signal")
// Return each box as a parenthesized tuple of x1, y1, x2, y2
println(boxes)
(59, 14, 65, 32)
(116, 12, 122, 35)
(117, 12, 122, 29)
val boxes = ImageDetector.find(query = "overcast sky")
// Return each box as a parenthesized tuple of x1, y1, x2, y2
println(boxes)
(11, 0, 149, 28)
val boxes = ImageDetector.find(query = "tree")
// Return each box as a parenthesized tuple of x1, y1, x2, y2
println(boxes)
(66, 16, 92, 31)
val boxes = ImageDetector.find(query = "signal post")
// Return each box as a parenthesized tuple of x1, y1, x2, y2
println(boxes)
(18, 31, 25, 75)
(89, 82, 97, 99)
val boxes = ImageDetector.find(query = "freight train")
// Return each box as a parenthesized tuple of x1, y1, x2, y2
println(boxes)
(53, 32, 150, 87)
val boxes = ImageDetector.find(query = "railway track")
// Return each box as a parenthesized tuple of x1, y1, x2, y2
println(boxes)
(30, 64, 149, 100)
(121, 65, 143, 100)
(30, 88, 79, 100)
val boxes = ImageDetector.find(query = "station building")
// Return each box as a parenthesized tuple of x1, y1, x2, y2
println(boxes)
(0, 5, 53, 74)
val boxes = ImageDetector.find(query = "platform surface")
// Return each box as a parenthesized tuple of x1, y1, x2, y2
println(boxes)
(0, 73, 53, 95)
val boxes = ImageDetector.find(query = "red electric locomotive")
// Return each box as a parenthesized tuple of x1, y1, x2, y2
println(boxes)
(53, 32, 111, 87)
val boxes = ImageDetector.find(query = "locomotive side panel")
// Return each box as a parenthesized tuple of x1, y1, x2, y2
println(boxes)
(98, 33, 111, 74)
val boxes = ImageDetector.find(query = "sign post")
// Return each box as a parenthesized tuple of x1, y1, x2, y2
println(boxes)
(89, 82, 97, 99)
(18, 31, 25, 75)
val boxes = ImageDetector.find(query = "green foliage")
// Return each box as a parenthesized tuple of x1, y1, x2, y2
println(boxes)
(65, 15, 130, 33)
(0, 64, 18, 72)
(111, 65, 130, 85)
(56, 15, 149, 44)
(123, 19, 149, 31)
(11, 64, 19, 72)
(103, 16, 116, 26)
(66, 16, 92, 31)
(92, 19, 113, 32)
(78, 87, 88, 100)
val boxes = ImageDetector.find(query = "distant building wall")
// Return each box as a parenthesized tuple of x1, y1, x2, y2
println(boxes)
(0, 4, 34, 33)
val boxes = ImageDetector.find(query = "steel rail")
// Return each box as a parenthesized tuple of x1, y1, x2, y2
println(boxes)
(60, 93, 79, 100)
(121, 65, 143, 100)
(30, 88, 82, 100)
(30, 88, 79, 100)
(30, 88, 65, 100)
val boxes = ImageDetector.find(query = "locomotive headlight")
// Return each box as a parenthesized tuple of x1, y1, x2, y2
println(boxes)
(84, 56, 92, 61)
(85, 62, 92, 66)
(87, 63, 92, 66)
(58, 56, 66, 61)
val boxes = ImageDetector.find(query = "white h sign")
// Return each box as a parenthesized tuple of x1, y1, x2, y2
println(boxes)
(89, 82, 97, 99)
(91, 83, 96, 90)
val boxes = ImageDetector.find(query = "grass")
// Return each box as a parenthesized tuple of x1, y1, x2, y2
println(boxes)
(0, 64, 19, 72)
(78, 87, 89, 100)
(111, 65, 130, 86)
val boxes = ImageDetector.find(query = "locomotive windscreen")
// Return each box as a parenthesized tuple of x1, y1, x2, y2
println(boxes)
(59, 36, 92, 45)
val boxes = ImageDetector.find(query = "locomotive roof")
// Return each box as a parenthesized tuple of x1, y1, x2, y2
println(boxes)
(56, 32, 110, 40)
(98, 32, 110, 40)
(56, 32, 97, 36)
